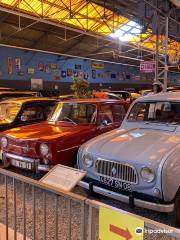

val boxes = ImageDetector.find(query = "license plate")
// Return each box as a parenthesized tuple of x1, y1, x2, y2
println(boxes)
(99, 176, 132, 192)
(11, 159, 33, 170)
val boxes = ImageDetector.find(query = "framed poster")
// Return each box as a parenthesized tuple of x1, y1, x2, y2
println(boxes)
(78, 70, 83, 80)
(15, 58, 21, 71)
(0, 64, 2, 75)
(31, 78, 43, 90)
(38, 62, 45, 71)
(51, 63, 57, 69)
(75, 64, 81, 70)
(8, 57, 13, 74)
(92, 62, 104, 69)
(73, 70, 78, 77)
(67, 68, 73, 77)
(61, 70, 66, 78)
(45, 65, 51, 74)
(92, 69, 96, 79)
(84, 71, 89, 80)
(28, 67, 35, 74)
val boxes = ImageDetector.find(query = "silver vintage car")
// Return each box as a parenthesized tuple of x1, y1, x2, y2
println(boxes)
(77, 92, 180, 226)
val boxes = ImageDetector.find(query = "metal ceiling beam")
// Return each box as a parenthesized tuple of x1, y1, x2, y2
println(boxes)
(0, 6, 156, 55)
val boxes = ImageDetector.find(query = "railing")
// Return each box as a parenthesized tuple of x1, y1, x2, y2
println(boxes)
(0, 168, 180, 240)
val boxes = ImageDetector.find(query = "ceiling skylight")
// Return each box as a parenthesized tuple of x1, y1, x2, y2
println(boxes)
(110, 20, 142, 42)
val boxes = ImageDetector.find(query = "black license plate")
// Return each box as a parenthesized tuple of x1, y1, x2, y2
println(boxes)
(99, 176, 132, 192)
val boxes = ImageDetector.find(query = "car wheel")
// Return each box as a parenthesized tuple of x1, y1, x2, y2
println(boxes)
(175, 190, 180, 227)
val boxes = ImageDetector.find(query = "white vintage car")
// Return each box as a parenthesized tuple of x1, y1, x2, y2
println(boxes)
(77, 92, 180, 226)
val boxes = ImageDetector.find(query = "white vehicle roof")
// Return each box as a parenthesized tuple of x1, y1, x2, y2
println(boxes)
(136, 92, 180, 102)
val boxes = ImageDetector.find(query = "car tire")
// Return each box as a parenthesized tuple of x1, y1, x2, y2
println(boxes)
(175, 190, 180, 227)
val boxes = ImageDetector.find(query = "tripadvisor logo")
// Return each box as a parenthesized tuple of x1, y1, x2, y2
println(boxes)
(135, 227, 143, 235)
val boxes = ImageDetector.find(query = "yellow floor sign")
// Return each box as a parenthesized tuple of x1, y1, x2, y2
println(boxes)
(99, 207, 144, 240)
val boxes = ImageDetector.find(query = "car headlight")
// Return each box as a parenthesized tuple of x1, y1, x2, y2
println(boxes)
(140, 167, 155, 182)
(40, 143, 49, 156)
(83, 154, 93, 168)
(1, 137, 8, 148)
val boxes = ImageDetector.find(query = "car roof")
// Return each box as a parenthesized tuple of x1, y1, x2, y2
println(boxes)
(0, 91, 37, 94)
(1, 97, 56, 104)
(136, 92, 180, 102)
(62, 98, 123, 103)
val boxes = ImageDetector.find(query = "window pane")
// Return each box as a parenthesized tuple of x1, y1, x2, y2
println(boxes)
(99, 105, 113, 124)
(21, 107, 44, 122)
(128, 102, 180, 124)
(114, 105, 126, 122)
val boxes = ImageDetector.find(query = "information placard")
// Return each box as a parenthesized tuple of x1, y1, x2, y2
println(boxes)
(40, 164, 86, 191)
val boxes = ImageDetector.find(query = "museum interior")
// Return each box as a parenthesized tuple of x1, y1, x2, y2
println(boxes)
(0, 0, 179, 239)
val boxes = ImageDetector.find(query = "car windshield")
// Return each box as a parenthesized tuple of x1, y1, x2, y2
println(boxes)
(49, 102, 97, 124)
(0, 103, 21, 123)
(128, 101, 180, 125)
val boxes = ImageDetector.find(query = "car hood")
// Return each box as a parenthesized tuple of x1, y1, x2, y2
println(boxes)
(84, 128, 180, 167)
(4, 121, 94, 141)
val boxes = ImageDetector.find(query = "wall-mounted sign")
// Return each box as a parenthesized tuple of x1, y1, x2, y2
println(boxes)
(28, 67, 35, 74)
(0, 64, 2, 76)
(61, 70, 66, 78)
(140, 61, 156, 73)
(51, 63, 57, 69)
(92, 62, 104, 69)
(67, 68, 73, 77)
(8, 57, 13, 75)
(45, 65, 50, 74)
(15, 58, 21, 71)
(75, 64, 81, 70)
(38, 62, 45, 71)
(92, 69, 96, 79)
(84, 71, 89, 80)
(31, 78, 43, 90)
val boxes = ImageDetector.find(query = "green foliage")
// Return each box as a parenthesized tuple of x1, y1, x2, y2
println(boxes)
(71, 78, 92, 98)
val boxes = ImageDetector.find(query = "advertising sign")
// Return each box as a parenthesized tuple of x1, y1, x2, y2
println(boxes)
(140, 61, 156, 73)
(92, 62, 104, 69)
(7, 57, 13, 74)
(99, 207, 144, 240)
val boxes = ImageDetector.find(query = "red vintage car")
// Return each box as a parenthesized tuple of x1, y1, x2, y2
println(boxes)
(0, 99, 128, 172)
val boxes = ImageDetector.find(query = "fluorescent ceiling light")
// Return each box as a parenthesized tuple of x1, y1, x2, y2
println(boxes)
(110, 20, 142, 42)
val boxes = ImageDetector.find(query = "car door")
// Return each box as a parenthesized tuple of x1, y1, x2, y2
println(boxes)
(112, 104, 126, 127)
(97, 103, 116, 134)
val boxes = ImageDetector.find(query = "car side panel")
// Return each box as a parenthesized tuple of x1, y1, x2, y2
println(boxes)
(162, 146, 180, 202)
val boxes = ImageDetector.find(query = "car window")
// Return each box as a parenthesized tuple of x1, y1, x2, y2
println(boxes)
(0, 103, 21, 123)
(44, 103, 57, 119)
(21, 106, 44, 122)
(99, 104, 113, 125)
(108, 94, 119, 100)
(113, 104, 126, 122)
(128, 101, 180, 124)
(52, 103, 97, 124)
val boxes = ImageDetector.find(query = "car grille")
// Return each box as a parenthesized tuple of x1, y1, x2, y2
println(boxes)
(7, 138, 37, 157)
(95, 159, 138, 184)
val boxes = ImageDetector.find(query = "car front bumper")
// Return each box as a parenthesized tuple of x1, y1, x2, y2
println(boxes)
(2, 152, 53, 172)
(78, 180, 174, 213)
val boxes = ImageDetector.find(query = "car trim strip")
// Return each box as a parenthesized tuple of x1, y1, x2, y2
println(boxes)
(78, 180, 174, 213)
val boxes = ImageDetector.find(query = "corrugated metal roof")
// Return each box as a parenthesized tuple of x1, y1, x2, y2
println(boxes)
(0, 0, 179, 59)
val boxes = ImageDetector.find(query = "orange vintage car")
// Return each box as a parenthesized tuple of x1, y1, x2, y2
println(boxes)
(1, 99, 128, 172)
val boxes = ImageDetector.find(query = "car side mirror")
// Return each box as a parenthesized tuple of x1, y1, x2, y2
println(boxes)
(101, 120, 108, 126)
